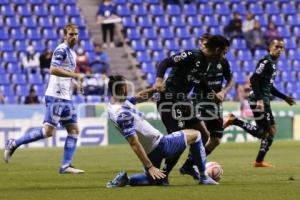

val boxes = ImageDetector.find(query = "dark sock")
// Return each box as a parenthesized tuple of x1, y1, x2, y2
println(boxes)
(233, 118, 263, 138)
(163, 155, 181, 176)
(256, 135, 274, 162)
(182, 153, 194, 168)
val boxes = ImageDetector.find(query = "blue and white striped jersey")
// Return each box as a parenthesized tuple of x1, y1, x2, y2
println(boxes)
(45, 43, 77, 100)
(107, 97, 163, 154)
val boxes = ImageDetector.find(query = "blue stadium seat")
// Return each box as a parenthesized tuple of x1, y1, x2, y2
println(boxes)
(54, 17, 67, 28)
(5, 17, 20, 28)
(181, 39, 195, 49)
(265, 3, 280, 15)
(256, 16, 268, 27)
(113, 0, 126, 4)
(5, 96, 18, 104)
(137, 17, 152, 28)
(33, 5, 48, 17)
(3, 52, 17, 63)
(166, 4, 181, 16)
(231, 3, 246, 14)
(164, 40, 179, 52)
(293, 60, 300, 71)
(32, 40, 46, 52)
(38, 17, 53, 28)
(210, 26, 222, 35)
(70, 17, 85, 28)
(287, 15, 300, 26)
(27, 28, 42, 40)
(28, 74, 43, 85)
(278, 26, 291, 38)
(171, 16, 185, 28)
(154, 16, 169, 28)
(123, 16, 136, 28)
(1, 5, 14, 17)
(277, 60, 290, 71)
(29, 0, 43, 5)
(13, 0, 26, 5)
(49, 5, 64, 17)
(132, 5, 147, 16)
(242, 61, 255, 72)
(15, 85, 30, 96)
(147, 73, 155, 85)
(0, 74, 10, 85)
(131, 40, 146, 51)
(6, 63, 23, 74)
(81, 41, 94, 52)
(17, 5, 32, 17)
(129, 0, 143, 4)
(136, 51, 151, 63)
(64, 0, 76, 5)
(22, 17, 38, 28)
(141, 62, 156, 74)
(127, 28, 141, 40)
(199, 4, 213, 15)
(249, 3, 263, 15)
(237, 50, 252, 61)
(148, 39, 163, 51)
(203, 16, 218, 26)
(160, 27, 174, 40)
(152, 51, 165, 62)
(0, 41, 13, 52)
(254, 50, 267, 58)
(232, 39, 247, 50)
(65, 5, 80, 17)
(116, 5, 131, 17)
(281, 3, 296, 14)
(0, 28, 9, 40)
(287, 49, 300, 59)
(0, 66, 6, 74)
(183, 4, 197, 16)
(12, 74, 27, 85)
(175, 27, 190, 39)
(219, 16, 229, 26)
(72, 95, 85, 103)
(1, 85, 14, 96)
(285, 38, 297, 49)
(215, 3, 230, 15)
(42, 28, 57, 40)
(187, 16, 202, 27)
(144, 0, 159, 4)
(193, 27, 206, 37)
(149, 5, 164, 16)
(143, 28, 158, 40)
(33, 85, 45, 96)
(269, 15, 284, 26)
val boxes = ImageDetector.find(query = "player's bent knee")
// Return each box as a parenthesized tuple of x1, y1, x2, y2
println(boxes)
(44, 125, 56, 137)
(183, 129, 201, 145)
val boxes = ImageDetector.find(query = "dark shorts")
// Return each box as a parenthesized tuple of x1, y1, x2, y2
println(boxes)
(249, 100, 275, 132)
(44, 96, 77, 128)
(157, 96, 199, 133)
(200, 105, 224, 138)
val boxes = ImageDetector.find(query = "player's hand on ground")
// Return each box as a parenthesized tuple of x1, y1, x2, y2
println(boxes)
(285, 96, 296, 106)
(148, 166, 166, 180)
(256, 100, 264, 112)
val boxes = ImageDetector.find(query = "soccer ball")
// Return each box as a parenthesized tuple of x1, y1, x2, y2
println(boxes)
(205, 161, 223, 182)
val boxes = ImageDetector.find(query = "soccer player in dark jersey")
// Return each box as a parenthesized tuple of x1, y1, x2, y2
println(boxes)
(154, 35, 230, 178)
(179, 34, 234, 178)
(223, 38, 296, 167)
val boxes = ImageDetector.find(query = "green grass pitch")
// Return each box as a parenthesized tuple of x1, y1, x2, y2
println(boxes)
(1, 141, 300, 200)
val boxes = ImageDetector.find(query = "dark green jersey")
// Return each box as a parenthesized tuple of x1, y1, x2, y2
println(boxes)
(249, 55, 278, 103)
(164, 49, 209, 96)
(193, 58, 232, 102)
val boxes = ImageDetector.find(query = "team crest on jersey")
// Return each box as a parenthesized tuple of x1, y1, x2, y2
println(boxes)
(217, 63, 222, 69)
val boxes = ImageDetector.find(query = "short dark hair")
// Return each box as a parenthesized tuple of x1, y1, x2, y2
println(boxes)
(268, 37, 284, 47)
(63, 23, 78, 35)
(108, 75, 126, 96)
(205, 35, 230, 50)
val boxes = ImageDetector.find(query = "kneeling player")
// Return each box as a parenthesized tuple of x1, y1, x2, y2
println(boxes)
(106, 75, 218, 187)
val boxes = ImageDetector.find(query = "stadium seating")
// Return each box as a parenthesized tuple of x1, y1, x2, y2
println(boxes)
(116, 0, 300, 100)
(0, 0, 96, 104)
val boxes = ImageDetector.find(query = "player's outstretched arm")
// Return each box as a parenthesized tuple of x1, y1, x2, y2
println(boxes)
(270, 85, 296, 106)
(127, 135, 166, 180)
(50, 66, 83, 81)
(134, 87, 158, 103)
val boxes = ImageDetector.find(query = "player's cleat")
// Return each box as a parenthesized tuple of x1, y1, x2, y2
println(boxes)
(59, 164, 85, 174)
(199, 175, 219, 185)
(179, 164, 199, 180)
(223, 113, 236, 129)
(4, 139, 17, 163)
(253, 161, 273, 167)
(106, 171, 129, 188)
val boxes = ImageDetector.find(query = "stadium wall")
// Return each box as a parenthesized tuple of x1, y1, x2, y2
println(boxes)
(0, 102, 299, 148)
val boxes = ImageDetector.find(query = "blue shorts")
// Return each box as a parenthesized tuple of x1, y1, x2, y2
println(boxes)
(43, 96, 77, 128)
(147, 131, 187, 168)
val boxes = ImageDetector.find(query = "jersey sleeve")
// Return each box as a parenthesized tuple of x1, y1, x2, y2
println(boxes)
(156, 50, 195, 78)
(127, 96, 137, 105)
(51, 48, 67, 67)
(116, 111, 136, 138)
(254, 60, 273, 77)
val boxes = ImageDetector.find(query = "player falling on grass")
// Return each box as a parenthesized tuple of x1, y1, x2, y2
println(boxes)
(223, 38, 296, 167)
(4, 23, 85, 174)
(106, 75, 218, 187)
(154, 35, 230, 179)
(179, 34, 234, 177)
